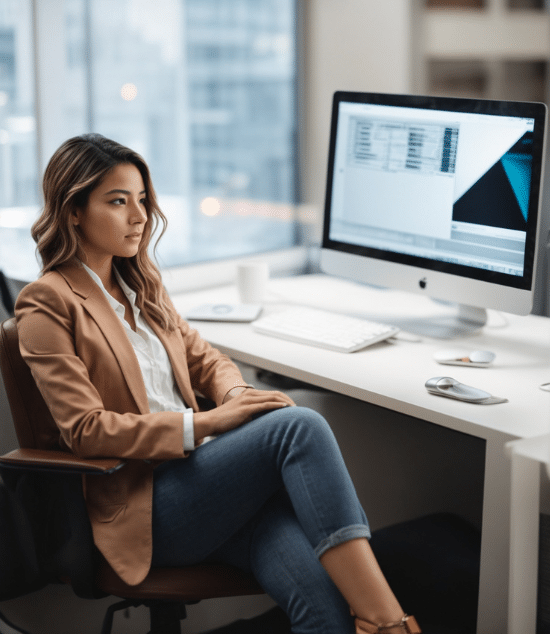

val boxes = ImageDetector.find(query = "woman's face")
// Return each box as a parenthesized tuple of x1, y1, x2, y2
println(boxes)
(72, 163, 148, 265)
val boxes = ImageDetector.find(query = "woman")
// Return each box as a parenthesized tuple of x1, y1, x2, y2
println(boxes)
(15, 134, 421, 634)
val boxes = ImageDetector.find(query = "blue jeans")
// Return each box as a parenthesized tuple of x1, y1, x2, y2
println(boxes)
(152, 406, 370, 633)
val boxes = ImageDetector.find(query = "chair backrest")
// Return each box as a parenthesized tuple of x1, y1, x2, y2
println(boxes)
(0, 317, 58, 449)
(0, 271, 16, 317)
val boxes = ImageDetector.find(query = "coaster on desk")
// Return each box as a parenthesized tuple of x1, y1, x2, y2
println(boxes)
(185, 303, 262, 322)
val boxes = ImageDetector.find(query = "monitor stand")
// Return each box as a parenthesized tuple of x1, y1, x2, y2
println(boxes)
(388, 304, 488, 339)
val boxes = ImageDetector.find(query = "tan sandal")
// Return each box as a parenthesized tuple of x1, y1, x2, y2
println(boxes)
(355, 614, 422, 634)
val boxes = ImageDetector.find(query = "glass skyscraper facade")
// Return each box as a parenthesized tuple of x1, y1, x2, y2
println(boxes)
(0, 0, 297, 279)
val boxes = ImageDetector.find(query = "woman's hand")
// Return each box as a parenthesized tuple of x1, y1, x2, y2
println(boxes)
(193, 388, 295, 441)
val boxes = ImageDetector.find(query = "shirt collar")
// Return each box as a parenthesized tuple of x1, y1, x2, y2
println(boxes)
(80, 262, 139, 315)
(113, 269, 138, 306)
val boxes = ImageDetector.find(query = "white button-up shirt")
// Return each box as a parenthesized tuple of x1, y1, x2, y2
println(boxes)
(81, 263, 193, 448)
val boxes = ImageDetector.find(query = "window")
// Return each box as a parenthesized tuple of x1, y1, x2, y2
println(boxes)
(0, 0, 298, 280)
(0, 0, 39, 280)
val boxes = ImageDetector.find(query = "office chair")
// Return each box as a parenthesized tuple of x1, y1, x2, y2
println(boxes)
(0, 317, 263, 634)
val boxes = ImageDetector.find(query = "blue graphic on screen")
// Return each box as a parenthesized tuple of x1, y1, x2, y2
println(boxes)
(453, 133, 532, 232)
(501, 148, 532, 222)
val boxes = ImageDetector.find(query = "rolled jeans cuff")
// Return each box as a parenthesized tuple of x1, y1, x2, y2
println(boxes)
(314, 524, 372, 559)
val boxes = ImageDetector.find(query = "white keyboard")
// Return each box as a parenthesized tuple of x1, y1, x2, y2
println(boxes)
(251, 306, 400, 353)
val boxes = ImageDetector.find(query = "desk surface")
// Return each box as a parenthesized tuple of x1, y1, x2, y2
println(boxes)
(171, 274, 550, 442)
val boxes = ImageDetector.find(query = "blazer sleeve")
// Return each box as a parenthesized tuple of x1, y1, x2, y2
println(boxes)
(15, 279, 187, 461)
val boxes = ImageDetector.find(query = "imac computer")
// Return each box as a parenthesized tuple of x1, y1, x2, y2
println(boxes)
(320, 91, 547, 338)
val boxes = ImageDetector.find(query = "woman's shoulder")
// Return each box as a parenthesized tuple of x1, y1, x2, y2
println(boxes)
(17, 270, 63, 299)
(25, 269, 63, 288)
(18, 269, 69, 297)
(15, 266, 85, 315)
(22, 263, 95, 295)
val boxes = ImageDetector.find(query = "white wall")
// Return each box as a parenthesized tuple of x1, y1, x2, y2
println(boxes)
(300, 0, 418, 213)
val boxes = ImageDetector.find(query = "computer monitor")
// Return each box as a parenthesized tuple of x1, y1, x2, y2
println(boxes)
(320, 91, 547, 338)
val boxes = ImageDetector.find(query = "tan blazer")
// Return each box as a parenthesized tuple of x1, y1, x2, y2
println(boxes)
(15, 262, 248, 585)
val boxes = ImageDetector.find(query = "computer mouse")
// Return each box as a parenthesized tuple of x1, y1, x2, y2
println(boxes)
(433, 348, 495, 367)
(425, 376, 493, 402)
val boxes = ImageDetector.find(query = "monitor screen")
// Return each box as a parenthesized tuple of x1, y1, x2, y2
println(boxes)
(321, 91, 547, 337)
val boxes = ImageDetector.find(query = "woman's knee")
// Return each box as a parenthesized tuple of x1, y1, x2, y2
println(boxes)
(270, 405, 329, 429)
(262, 406, 341, 462)
(292, 406, 337, 442)
(259, 405, 333, 441)
(293, 406, 328, 426)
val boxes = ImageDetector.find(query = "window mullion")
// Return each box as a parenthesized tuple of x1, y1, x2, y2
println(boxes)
(32, 0, 69, 176)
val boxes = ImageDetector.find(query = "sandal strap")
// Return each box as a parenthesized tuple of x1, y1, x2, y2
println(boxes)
(355, 614, 421, 634)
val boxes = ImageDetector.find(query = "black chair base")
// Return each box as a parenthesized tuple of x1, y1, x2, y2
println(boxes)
(101, 598, 189, 634)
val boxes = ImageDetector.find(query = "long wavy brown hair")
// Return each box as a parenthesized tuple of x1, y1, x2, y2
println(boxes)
(32, 133, 178, 331)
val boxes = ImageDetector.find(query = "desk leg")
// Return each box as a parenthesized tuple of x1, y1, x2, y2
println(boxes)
(508, 451, 540, 634)
(477, 437, 515, 634)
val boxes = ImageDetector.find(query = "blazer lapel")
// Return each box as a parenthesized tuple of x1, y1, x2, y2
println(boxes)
(57, 264, 150, 414)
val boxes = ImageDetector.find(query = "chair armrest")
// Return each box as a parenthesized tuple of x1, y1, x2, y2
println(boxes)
(0, 448, 125, 475)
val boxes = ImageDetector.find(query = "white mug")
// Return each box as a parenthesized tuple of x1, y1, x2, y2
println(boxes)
(236, 261, 269, 304)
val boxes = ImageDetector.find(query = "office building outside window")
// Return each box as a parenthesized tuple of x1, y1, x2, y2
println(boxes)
(0, 0, 298, 280)
(0, 0, 38, 280)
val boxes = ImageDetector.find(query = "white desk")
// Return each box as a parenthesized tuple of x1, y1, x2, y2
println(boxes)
(171, 274, 550, 634)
